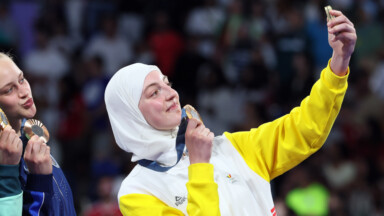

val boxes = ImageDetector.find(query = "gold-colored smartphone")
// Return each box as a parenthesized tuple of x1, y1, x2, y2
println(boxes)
(324, 5, 335, 21)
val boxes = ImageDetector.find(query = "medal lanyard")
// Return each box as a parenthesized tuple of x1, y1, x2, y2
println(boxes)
(137, 109, 187, 172)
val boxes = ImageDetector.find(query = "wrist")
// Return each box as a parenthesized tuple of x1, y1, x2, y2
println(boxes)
(330, 53, 350, 76)
(189, 157, 210, 164)
(28, 165, 53, 175)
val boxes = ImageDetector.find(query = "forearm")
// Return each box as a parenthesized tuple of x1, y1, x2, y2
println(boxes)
(186, 163, 220, 216)
(226, 61, 349, 181)
(269, 64, 348, 178)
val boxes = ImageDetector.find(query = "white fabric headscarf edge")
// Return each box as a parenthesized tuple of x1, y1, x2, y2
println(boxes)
(104, 63, 178, 164)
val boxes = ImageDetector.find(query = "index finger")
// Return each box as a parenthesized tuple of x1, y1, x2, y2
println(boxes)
(186, 118, 201, 132)
(24, 137, 34, 158)
(29, 135, 39, 142)
(25, 135, 40, 155)
(328, 10, 353, 26)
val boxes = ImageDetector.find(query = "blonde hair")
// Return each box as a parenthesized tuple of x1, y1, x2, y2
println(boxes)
(0, 52, 13, 60)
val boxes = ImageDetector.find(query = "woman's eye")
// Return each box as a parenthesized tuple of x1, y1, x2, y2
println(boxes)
(151, 89, 160, 97)
(19, 77, 25, 84)
(5, 87, 13, 94)
(167, 82, 173, 87)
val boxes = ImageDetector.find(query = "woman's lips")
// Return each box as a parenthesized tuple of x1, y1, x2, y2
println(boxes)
(23, 98, 34, 109)
(167, 103, 178, 112)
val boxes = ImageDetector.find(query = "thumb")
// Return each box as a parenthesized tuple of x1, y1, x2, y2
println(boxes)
(186, 118, 200, 134)
(4, 124, 13, 130)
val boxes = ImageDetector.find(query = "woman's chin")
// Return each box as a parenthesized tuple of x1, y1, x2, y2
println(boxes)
(25, 106, 37, 118)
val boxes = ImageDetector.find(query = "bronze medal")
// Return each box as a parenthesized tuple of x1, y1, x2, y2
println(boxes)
(23, 119, 50, 143)
(183, 104, 203, 123)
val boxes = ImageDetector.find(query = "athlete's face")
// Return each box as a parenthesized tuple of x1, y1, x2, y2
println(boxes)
(0, 58, 36, 122)
(138, 70, 181, 130)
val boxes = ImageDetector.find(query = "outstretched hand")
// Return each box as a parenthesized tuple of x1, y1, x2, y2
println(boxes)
(24, 135, 52, 174)
(327, 9, 357, 76)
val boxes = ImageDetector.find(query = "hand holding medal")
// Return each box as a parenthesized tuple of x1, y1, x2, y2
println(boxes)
(183, 104, 214, 164)
(23, 118, 51, 174)
(1, 107, 51, 172)
(0, 108, 22, 165)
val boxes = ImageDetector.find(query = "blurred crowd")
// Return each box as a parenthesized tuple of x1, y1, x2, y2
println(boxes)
(1, 0, 384, 215)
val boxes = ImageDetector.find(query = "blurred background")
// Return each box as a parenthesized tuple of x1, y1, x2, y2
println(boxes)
(1, 0, 384, 215)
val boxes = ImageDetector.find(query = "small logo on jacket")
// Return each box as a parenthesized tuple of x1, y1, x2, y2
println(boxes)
(226, 173, 237, 183)
(175, 196, 186, 206)
(271, 207, 276, 216)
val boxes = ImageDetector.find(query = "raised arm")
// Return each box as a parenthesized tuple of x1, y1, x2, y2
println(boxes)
(225, 10, 356, 182)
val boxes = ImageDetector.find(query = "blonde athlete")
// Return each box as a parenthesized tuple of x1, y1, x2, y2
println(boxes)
(105, 9, 356, 215)
(0, 53, 76, 215)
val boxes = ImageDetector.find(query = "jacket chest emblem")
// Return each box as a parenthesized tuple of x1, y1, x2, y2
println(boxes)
(175, 196, 187, 206)
(226, 173, 238, 184)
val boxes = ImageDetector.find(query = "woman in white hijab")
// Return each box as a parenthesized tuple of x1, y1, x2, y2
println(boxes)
(105, 9, 356, 216)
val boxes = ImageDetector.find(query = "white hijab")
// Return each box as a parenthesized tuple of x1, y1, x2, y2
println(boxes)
(105, 63, 178, 165)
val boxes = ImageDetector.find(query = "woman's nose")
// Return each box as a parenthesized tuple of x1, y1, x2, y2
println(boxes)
(19, 85, 29, 98)
(165, 86, 178, 101)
